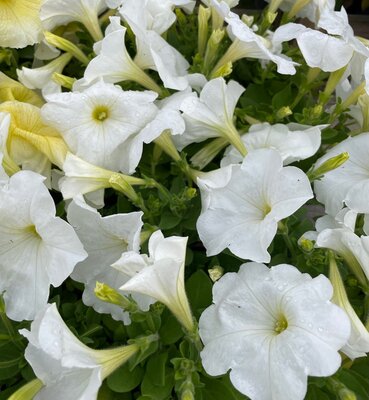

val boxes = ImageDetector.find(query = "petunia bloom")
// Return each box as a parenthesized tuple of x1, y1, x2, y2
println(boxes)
(0, 0, 42, 49)
(199, 262, 351, 400)
(197, 148, 313, 262)
(221, 122, 323, 167)
(116, 231, 194, 332)
(41, 81, 158, 171)
(0, 171, 87, 321)
(314, 132, 369, 215)
(67, 198, 144, 323)
(20, 303, 140, 400)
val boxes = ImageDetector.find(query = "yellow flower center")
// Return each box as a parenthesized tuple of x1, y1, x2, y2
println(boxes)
(274, 314, 288, 334)
(92, 106, 109, 122)
(262, 203, 272, 218)
(24, 225, 41, 239)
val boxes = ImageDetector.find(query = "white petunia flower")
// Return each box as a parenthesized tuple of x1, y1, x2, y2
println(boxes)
(197, 149, 313, 262)
(120, 12, 200, 92)
(209, 0, 297, 76)
(20, 303, 140, 400)
(116, 230, 194, 332)
(266, 0, 335, 25)
(67, 198, 144, 323)
(314, 132, 369, 215)
(78, 17, 162, 94)
(221, 122, 323, 167)
(17, 53, 72, 97)
(0, 171, 87, 321)
(0, 0, 43, 49)
(59, 153, 146, 201)
(119, 0, 196, 35)
(273, 11, 369, 73)
(41, 81, 158, 171)
(40, 0, 106, 41)
(175, 77, 247, 155)
(199, 262, 351, 400)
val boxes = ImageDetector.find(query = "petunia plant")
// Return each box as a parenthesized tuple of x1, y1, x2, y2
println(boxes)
(0, 0, 369, 399)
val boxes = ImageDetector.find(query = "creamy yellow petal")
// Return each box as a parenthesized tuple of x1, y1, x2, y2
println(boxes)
(0, 101, 69, 169)
(0, 72, 43, 106)
(0, 0, 43, 48)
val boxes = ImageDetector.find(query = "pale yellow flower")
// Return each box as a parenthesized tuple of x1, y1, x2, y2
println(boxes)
(0, 0, 43, 48)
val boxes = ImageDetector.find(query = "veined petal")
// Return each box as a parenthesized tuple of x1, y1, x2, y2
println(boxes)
(0, 0, 43, 48)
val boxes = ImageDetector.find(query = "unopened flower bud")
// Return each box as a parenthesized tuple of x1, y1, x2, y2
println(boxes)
(208, 265, 224, 282)
(308, 152, 349, 181)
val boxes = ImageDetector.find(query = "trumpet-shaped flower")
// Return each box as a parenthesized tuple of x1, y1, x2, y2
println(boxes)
(67, 198, 144, 322)
(79, 17, 162, 94)
(0, 0, 42, 48)
(176, 77, 247, 154)
(116, 231, 194, 332)
(20, 303, 140, 400)
(273, 10, 369, 73)
(0, 101, 69, 180)
(59, 153, 145, 201)
(199, 262, 351, 400)
(119, 0, 196, 35)
(266, 0, 334, 24)
(197, 149, 313, 262)
(40, 0, 106, 41)
(41, 81, 158, 171)
(17, 53, 72, 97)
(221, 122, 322, 167)
(209, 0, 297, 76)
(314, 132, 369, 215)
(0, 171, 87, 321)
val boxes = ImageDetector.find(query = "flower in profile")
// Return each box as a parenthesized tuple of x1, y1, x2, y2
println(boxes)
(79, 17, 162, 94)
(119, 0, 196, 35)
(20, 303, 140, 399)
(176, 77, 247, 156)
(41, 81, 158, 171)
(0, 171, 87, 321)
(199, 262, 351, 400)
(59, 152, 146, 202)
(116, 231, 194, 332)
(0, 0, 42, 48)
(67, 197, 144, 323)
(0, 101, 69, 180)
(17, 53, 73, 97)
(197, 148, 313, 262)
(314, 132, 369, 215)
(209, 0, 297, 76)
(40, 0, 106, 41)
(221, 122, 323, 167)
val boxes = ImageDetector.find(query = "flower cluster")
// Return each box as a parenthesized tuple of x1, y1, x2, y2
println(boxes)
(1, 0, 369, 399)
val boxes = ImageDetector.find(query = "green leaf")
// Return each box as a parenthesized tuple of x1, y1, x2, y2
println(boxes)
(0, 342, 23, 380)
(337, 368, 369, 400)
(272, 84, 293, 109)
(145, 352, 168, 387)
(159, 311, 183, 345)
(159, 210, 181, 230)
(186, 270, 213, 317)
(98, 382, 133, 399)
(141, 366, 174, 400)
(107, 363, 144, 393)
(201, 376, 247, 400)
